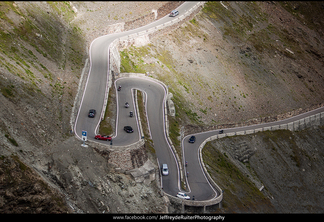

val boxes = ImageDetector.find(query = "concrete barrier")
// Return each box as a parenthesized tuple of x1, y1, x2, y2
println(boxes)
(245, 129, 255, 135)
(288, 122, 294, 131)
(236, 131, 245, 135)
(192, 110, 324, 208)
(299, 119, 305, 130)
(263, 126, 271, 131)
(279, 124, 288, 130)
(272, 125, 280, 131)
(226, 132, 236, 137)
(81, 0, 323, 210)
(315, 113, 321, 126)
(305, 116, 310, 128)
(293, 120, 300, 131)
(255, 128, 263, 133)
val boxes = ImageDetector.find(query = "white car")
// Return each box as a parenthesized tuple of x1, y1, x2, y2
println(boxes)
(162, 164, 169, 176)
(169, 10, 179, 17)
(176, 192, 190, 200)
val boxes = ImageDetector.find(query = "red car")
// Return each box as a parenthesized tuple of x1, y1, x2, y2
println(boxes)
(94, 135, 112, 141)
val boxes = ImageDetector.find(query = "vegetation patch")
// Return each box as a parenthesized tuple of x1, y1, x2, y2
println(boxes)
(1, 84, 16, 99)
(99, 86, 115, 136)
(136, 90, 155, 156)
(5, 133, 18, 147)
(202, 141, 274, 212)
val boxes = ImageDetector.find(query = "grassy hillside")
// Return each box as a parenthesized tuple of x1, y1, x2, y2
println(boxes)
(0, 2, 86, 143)
(0, 2, 174, 213)
(118, 1, 324, 212)
(1, 1, 324, 213)
(203, 126, 324, 213)
(0, 1, 86, 213)
(119, 1, 324, 162)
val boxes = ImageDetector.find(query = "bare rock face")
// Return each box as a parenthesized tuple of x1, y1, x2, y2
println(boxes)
(203, 126, 324, 213)
(0, 155, 70, 214)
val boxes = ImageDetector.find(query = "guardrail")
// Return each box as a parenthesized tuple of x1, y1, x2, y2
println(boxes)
(97, 1, 226, 208)
(117, 2, 206, 45)
(213, 111, 324, 139)
(117, 73, 186, 187)
(182, 110, 324, 207)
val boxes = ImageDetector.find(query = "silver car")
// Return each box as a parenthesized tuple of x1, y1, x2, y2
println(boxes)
(169, 10, 179, 17)
(162, 164, 169, 176)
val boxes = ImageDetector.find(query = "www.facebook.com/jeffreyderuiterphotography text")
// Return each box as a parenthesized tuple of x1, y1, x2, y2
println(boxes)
(113, 214, 226, 221)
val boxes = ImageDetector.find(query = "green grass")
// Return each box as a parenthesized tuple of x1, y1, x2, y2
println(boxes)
(261, 130, 302, 167)
(189, 18, 198, 26)
(120, 50, 146, 73)
(5, 133, 18, 147)
(168, 115, 180, 151)
(99, 86, 115, 136)
(1, 84, 15, 98)
(202, 141, 273, 212)
(136, 90, 155, 155)
(0, 1, 85, 78)
(11, 155, 28, 171)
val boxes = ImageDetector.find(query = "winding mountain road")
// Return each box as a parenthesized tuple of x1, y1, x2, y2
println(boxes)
(114, 76, 182, 196)
(74, 1, 324, 202)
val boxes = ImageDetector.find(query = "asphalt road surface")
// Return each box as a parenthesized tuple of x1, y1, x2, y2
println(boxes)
(74, 1, 324, 202)
(74, 1, 202, 199)
(115, 76, 181, 196)
(182, 105, 324, 200)
(74, 1, 200, 141)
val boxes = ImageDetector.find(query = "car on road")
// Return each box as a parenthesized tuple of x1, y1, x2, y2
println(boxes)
(94, 135, 112, 141)
(219, 130, 224, 134)
(176, 192, 190, 200)
(162, 164, 169, 176)
(88, 109, 96, 118)
(188, 135, 196, 143)
(169, 10, 179, 17)
(124, 126, 134, 133)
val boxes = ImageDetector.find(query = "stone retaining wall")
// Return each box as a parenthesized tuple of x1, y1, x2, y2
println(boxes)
(124, 1, 184, 31)
(72, 1, 224, 208)
(196, 102, 324, 134)
(97, 1, 205, 173)
(90, 139, 146, 172)
(218, 111, 324, 137)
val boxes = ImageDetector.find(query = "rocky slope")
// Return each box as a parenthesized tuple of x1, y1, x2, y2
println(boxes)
(0, 1, 177, 213)
(121, 1, 324, 128)
(118, 1, 324, 213)
(203, 125, 324, 213)
(0, 154, 70, 213)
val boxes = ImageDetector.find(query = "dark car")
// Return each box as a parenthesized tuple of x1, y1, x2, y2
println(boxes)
(94, 135, 112, 141)
(124, 126, 134, 133)
(88, 109, 96, 118)
(219, 130, 224, 134)
(188, 135, 196, 143)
